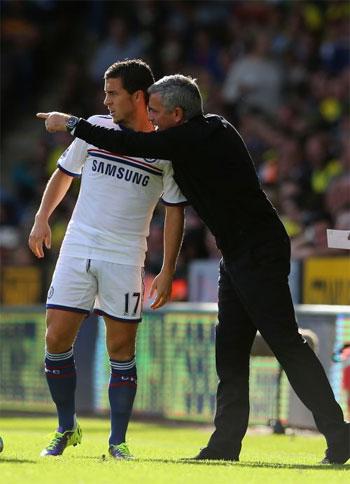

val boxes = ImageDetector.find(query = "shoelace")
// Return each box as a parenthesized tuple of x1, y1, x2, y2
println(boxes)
(47, 433, 65, 450)
(113, 443, 130, 457)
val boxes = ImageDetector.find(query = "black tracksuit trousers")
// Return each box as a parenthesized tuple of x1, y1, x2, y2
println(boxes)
(207, 235, 346, 459)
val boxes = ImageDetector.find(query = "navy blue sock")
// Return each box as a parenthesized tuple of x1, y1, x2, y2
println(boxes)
(109, 357, 137, 445)
(45, 348, 76, 432)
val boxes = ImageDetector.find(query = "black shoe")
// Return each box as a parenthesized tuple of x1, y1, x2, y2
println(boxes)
(187, 447, 239, 462)
(321, 423, 350, 465)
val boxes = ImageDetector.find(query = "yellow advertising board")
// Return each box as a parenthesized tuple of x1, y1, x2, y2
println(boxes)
(303, 257, 350, 304)
(0, 266, 41, 304)
(0, 310, 51, 411)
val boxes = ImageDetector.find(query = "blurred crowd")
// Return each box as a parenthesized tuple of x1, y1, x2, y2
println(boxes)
(1, 0, 350, 301)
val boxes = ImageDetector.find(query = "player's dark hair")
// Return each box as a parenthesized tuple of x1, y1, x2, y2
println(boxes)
(148, 75, 203, 121)
(104, 59, 155, 101)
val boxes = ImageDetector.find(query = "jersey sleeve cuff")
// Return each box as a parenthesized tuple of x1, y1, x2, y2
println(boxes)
(57, 163, 81, 178)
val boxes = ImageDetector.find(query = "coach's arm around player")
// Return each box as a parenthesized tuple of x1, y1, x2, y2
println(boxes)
(32, 114, 184, 310)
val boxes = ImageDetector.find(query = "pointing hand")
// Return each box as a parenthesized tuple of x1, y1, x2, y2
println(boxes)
(36, 112, 71, 132)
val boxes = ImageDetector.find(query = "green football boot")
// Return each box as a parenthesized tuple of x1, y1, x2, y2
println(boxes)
(108, 442, 133, 460)
(40, 423, 82, 456)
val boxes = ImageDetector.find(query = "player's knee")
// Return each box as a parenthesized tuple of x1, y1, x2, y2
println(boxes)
(107, 339, 135, 361)
(45, 327, 73, 354)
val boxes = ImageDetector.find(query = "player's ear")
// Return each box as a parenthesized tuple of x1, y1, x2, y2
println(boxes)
(134, 90, 146, 104)
(174, 106, 185, 124)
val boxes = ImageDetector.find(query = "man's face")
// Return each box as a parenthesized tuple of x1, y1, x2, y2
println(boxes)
(148, 93, 181, 130)
(104, 77, 136, 124)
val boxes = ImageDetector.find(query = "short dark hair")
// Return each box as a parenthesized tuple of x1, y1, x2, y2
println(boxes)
(104, 59, 155, 100)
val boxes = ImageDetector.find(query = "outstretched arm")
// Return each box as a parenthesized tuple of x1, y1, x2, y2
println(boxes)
(28, 168, 73, 258)
(149, 205, 185, 309)
(36, 112, 185, 160)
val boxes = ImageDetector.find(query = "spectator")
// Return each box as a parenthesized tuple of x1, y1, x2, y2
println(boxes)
(291, 211, 337, 259)
(89, 17, 145, 83)
(222, 31, 283, 116)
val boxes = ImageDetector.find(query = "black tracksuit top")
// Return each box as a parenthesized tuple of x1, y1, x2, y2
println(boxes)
(75, 114, 287, 258)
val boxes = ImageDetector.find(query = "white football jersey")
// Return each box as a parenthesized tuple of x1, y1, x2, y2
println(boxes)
(58, 115, 187, 266)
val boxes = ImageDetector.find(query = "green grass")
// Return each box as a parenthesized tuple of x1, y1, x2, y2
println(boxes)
(0, 417, 348, 483)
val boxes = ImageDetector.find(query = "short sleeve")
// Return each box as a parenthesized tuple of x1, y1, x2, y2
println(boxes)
(161, 161, 188, 206)
(57, 138, 89, 177)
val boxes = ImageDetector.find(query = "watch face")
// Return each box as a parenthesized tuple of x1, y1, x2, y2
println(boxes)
(67, 116, 78, 130)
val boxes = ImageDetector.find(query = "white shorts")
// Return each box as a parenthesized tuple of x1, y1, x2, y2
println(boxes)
(46, 255, 144, 322)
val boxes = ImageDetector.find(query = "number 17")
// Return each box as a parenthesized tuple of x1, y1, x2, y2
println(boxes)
(124, 292, 141, 315)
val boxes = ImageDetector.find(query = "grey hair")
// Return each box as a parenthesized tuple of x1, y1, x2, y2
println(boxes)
(148, 74, 203, 121)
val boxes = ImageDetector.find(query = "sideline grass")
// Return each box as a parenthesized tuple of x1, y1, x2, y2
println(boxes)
(0, 417, 348, 483)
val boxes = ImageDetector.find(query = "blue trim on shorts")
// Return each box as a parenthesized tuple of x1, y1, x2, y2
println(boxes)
(46, 304, 90, 315)
(94, 309, 142, 323)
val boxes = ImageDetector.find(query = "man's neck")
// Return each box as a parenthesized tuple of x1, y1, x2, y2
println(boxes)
(123, 111, 154, 133)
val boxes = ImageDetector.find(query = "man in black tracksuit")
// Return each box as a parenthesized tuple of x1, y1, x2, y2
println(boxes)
(38, 74, 349, 464)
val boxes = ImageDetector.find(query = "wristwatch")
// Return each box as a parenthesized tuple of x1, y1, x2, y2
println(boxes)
(65, 116, 80, 133)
